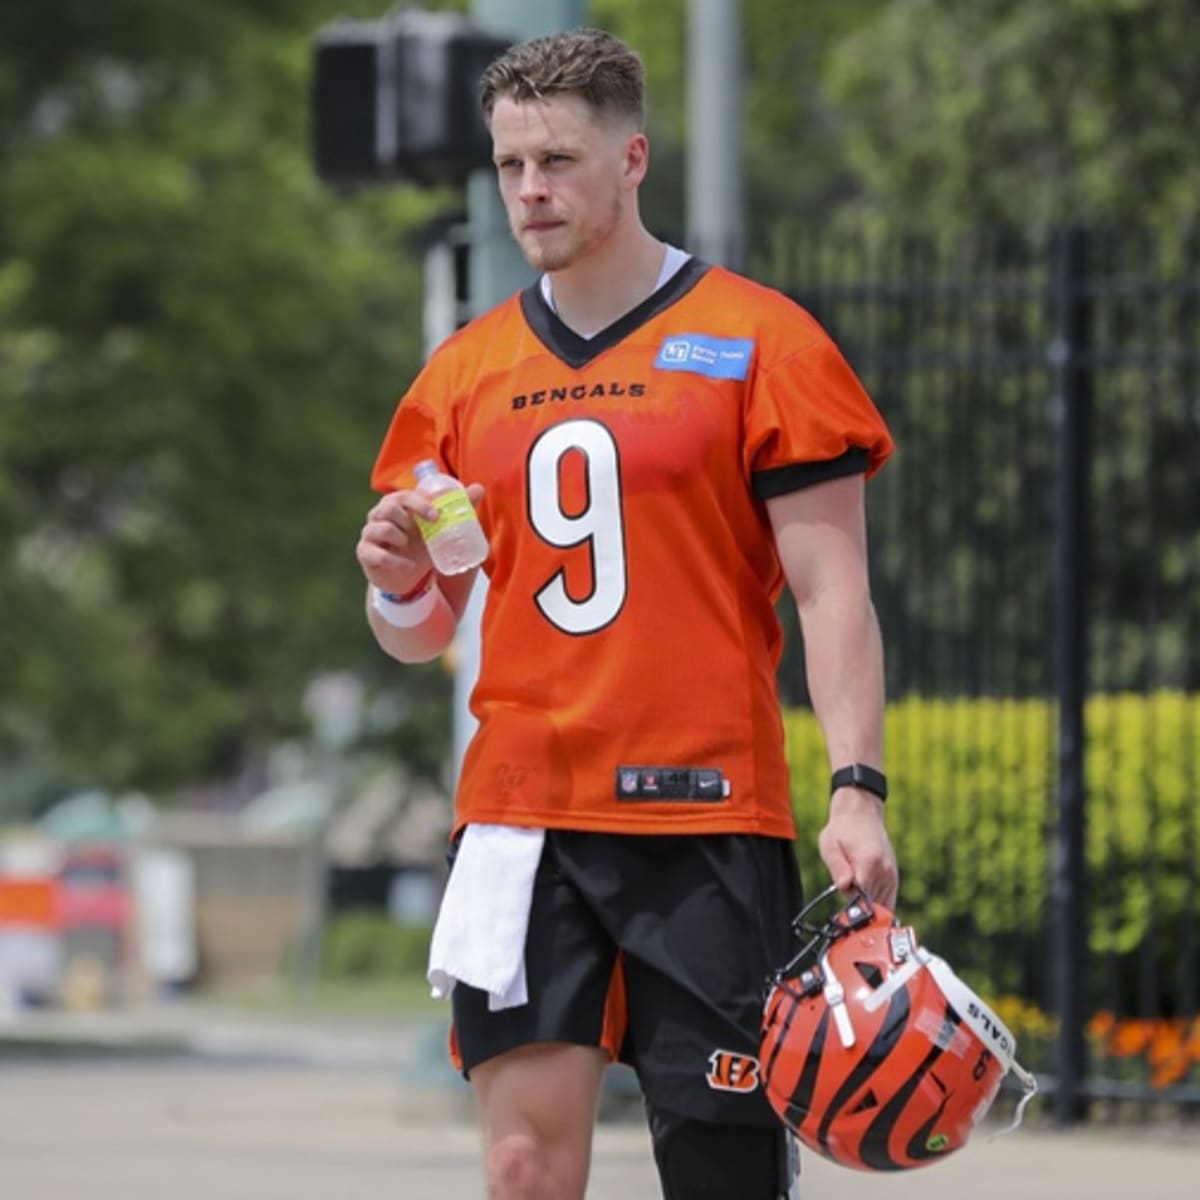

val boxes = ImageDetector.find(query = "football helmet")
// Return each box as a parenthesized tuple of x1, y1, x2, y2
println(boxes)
(760, 886, 1037, 1172)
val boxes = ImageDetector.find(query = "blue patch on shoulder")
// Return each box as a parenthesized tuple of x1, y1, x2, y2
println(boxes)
(653, 334, 755, 381)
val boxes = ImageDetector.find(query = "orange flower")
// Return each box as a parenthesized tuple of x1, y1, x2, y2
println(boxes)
(1147, 1021, 1184, 1067)
(1149, 1055, 1190, 1089)
(1108, 1019, 1155, 1058)
(1085, 1013, 1200, 1087)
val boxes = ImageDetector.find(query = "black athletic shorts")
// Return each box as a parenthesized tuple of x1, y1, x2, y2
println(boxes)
(450, 829, 804, 1126)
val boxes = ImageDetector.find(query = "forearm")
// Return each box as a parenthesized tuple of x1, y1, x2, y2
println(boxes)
(796, 582, 885, 774)
(769, 475, 896, 902)
(365, 574, 468, 664)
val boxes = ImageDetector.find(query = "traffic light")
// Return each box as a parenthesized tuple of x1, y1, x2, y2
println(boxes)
(312, 10, 511, 188)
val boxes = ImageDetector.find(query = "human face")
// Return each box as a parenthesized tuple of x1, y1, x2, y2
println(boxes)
(489, 93, 645, 273)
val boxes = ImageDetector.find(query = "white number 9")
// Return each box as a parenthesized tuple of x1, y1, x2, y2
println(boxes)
(528, 419, 628, 635)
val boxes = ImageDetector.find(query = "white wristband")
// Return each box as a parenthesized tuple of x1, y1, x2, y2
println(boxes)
(371, 582, 440, 629)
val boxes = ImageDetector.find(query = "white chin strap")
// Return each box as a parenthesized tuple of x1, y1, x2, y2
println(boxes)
(991, 1059, 1039, 1138)
(818, 955, 858, 1049)
(860, 956, 923, 1014)
(921, 949, 1040, 1135)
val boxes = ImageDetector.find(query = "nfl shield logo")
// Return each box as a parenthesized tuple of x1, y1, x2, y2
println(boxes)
(620, 770, 639, 794)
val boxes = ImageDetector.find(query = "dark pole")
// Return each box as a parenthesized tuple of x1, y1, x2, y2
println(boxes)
(1049, 227, 1091, 1125)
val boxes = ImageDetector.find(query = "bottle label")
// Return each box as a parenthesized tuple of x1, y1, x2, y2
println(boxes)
(414, 490, 476, 537)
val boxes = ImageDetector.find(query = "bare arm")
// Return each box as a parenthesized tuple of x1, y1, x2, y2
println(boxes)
(766, 472, 898, 908)
(355, 483, 485, 664)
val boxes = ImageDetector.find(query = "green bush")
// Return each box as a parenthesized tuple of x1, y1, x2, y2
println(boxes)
(320, 910, 432, 982)
(784, 691, 1200, 1012)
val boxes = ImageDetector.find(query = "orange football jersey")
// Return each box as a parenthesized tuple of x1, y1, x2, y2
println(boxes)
(372, 261, 893, 838)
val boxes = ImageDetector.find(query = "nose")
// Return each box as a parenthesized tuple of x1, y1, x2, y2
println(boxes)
(518, 163, 549, 205)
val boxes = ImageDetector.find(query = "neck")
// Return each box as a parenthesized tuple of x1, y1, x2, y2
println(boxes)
(547, 220, 665, 338)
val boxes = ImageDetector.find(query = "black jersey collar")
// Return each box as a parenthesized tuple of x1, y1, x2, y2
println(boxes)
(519, 257, 712, 369)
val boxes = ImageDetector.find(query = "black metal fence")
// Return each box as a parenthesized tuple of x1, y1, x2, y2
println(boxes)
(758, 226, 1200, 1117)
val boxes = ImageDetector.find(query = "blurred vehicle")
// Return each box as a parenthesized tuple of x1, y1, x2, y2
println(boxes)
(56, 843, 132, 1008)
(0, 834, 65, 1007)
(0, 835, 133, 1008)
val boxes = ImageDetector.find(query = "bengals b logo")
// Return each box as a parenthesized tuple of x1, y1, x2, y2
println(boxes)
(706, 1049, 761, 1093)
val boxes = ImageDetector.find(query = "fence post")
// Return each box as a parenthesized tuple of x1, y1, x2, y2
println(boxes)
(1048, 226, 1092, 1124)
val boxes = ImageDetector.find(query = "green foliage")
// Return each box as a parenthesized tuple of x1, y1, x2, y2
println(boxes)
(321, 910, 432, 981)
(785, 691, 1200, 1008)
(823, 0, 1200, 233)
(1084, 693, 1200, 960)
(0, 1, 457, 812)
(2, 0, 1195, 820)
(596, 0, 1197, 236)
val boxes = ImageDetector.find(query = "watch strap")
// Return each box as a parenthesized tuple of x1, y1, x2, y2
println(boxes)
(830, 763, 888, 801)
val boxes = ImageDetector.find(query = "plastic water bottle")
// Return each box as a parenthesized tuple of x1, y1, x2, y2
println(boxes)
(412, 459, 488, 574)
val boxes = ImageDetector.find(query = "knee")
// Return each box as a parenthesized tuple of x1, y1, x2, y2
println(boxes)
(486, 1131, 550, 1200)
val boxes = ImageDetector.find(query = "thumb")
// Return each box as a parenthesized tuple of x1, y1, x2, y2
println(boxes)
(466, 482, 486, 506)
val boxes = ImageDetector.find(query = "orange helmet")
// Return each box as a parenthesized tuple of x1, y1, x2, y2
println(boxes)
(760, 886, 1037, 1172)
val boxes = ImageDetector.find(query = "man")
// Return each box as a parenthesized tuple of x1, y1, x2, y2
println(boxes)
(356, 27, 897, 1200)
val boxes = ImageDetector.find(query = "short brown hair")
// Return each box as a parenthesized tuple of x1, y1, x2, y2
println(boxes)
(479, 28, 645, 128)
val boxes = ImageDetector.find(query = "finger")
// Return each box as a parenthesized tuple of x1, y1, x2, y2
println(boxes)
(860, 863, 898, 911)
(362, 518, 420, 553)
(357, 541, 404, 573)
(372, 491, 438, 524)
(367, 495, 404, 524)
(819, 839, 855, 895)
(465, 482, 486, 506)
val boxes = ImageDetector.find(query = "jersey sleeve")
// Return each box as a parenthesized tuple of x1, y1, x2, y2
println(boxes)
(369, 360, 458, 494)
(744, 333, 894, 500)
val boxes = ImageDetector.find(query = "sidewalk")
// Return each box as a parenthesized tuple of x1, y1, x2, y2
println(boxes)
(2, 1002, 1197, 1199)
(0, 996, 431, 1068)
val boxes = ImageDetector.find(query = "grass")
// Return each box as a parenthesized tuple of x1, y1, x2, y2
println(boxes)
(207, 973, 448, 1021)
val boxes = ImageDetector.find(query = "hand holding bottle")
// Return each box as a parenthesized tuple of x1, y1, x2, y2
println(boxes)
(356, 465, 486, 595)
(410, 460, 490, 574)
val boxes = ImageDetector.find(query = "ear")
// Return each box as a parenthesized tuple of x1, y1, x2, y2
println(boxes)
(623, 131, 650, 189)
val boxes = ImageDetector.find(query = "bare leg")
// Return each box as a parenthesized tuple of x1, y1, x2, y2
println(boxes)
(471, 1041, 609, 1200)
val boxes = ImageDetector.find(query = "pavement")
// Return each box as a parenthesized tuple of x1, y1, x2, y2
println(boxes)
(2, 1000, 1198, 1199)
(0, 998, 439, 1070)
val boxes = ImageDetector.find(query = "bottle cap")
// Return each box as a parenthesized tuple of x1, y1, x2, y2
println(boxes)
(414, 459, 437, 478)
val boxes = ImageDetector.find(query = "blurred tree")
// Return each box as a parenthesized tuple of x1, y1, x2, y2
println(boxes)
(823, 0, 1200, 233)
(0, 1, 462, 814)
(598, 0, 1196, 238)
(2, 0, 1193, 817)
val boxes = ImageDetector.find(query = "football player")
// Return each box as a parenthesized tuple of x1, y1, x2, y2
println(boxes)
(356, 27, 898, 1200)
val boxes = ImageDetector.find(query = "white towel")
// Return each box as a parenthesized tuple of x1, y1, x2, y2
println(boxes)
(427, 823, 545, 1012)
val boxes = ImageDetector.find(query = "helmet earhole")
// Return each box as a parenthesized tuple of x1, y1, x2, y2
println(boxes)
(854, 961, 885, 989)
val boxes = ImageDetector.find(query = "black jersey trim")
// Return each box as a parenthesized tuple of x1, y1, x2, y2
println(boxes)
(752, 446, 871, 500)
(519, 257, 712, 368)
